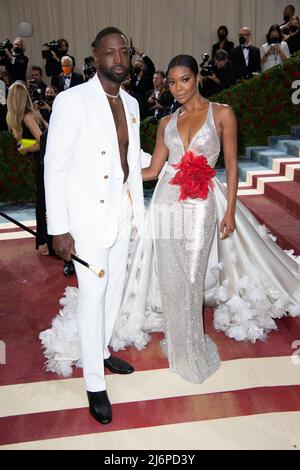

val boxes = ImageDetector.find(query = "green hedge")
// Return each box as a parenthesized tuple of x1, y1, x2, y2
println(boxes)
(212, 51, 300, 162)
(0, 131, 35, 202)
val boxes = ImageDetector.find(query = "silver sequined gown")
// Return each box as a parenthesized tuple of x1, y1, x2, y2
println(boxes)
(153, 103, 221, 383)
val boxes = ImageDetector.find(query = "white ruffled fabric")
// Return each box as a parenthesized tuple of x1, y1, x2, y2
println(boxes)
(40, 177, 300, 376)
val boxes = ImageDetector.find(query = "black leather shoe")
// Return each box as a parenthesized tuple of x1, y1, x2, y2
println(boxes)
(87, 390, 112, 424)
(63, 260, 75, 277)
(104, 355, 134, 374)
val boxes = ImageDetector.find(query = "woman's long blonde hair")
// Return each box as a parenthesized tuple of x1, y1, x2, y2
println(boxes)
(6, 80, 48, 141)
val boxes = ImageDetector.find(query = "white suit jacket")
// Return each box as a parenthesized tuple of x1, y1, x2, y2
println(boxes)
(44, 74, 146, 248)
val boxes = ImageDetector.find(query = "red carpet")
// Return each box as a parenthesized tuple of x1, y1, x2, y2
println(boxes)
(1, 227, 300, 449)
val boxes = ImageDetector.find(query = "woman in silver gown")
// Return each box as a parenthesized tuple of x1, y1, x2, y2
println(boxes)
(141, 55, 237, 383)
(40, 56, 300, 381)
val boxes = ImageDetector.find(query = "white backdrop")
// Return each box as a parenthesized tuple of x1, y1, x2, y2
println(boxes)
(1, 0, 300, 80)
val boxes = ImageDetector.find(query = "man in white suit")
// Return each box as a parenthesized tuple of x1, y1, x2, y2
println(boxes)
(44, 27, 145, 424)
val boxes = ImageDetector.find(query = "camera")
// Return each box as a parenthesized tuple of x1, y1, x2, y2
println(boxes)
(0, 39, 13, 54)
(129, 38, 135, 60)
(199, 53, 216, 77)
(267, 37, 281, 46)
(83, 56, 96, 80)
(0, 39, 13, 65)
(28, 79, 45, 106)
(42, 41, 59, 59)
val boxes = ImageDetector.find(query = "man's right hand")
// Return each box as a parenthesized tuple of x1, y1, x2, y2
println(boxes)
(53, 233, 76, 261)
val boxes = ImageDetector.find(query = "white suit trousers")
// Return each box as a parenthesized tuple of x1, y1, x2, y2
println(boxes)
(74, 184, 132, 391)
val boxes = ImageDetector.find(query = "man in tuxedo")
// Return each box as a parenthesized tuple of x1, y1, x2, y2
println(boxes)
(57, 56, 84, 92)
(44, 27, 147, 424)
(230, 27, 261, 80)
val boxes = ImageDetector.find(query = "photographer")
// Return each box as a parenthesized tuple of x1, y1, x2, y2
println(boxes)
(29, 66, 47, 95)
(43, 38, 75, 87)
(2, 38, 28, 83)
(130, 46, 155, 105)
(83, 56, 96, 81)
(260, 24, 290, 72)
(35, 85, 57, 123)
(145, 71, 173, 120)
(200, 50, 237, 97)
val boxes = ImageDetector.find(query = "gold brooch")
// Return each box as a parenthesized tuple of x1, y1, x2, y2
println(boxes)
(131, 116, 136, 124)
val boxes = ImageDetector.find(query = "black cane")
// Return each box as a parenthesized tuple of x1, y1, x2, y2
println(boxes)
(0, 211, 105, 278)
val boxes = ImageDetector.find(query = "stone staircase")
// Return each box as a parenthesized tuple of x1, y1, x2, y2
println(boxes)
(217, 125, 300, 255)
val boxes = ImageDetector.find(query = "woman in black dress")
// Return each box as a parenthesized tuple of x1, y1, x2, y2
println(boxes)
(6, 80, 51, 254)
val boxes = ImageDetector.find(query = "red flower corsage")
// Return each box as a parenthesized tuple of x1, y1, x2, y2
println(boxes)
(169, 151, 216, 201)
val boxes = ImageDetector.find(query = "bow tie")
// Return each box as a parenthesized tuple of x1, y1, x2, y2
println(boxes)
(243, 46, 250, 50)
(64, 75, 71, 79)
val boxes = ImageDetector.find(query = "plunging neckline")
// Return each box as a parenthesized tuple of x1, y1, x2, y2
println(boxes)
(176, 102, 211, 153)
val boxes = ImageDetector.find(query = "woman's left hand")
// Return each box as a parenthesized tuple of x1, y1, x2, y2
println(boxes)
(220, 211, 236, 239)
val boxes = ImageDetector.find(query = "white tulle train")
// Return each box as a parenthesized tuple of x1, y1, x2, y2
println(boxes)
(40, 178, 300, 377)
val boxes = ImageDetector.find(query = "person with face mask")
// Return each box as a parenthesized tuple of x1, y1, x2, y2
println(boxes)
(4, 37, 28, 83)
(286, 16, 300, 54)
(57, 56, 84, 93)
(260, 24, 290, 72)
(230, 27, 261, 80)
(211, 25, 234, 60)
(280, 4, 296, 35)
(37, 85, 57, 123)
(129, 46, 155, 107)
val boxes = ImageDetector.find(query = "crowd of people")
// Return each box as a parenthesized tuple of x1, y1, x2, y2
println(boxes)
(0, 4, 299, 131)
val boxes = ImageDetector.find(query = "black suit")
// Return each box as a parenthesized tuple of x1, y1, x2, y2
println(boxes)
(5, 53, 28, 83)
(57, 72, 84, 93)
(287, 30, 300, 54)
(230, 45, 261, 80)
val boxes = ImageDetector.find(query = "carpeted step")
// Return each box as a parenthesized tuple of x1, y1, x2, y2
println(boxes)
(291, 125, 300, 138)
(237, 160, 271, 182)
(251, 149, 288, 169)
(238, 194, 300, 255)
(294, 168, 300, 184)
(263, 181, 300, 220)
(245, 146, 269, 160)
(286, 141, 300, 157)
(268, 136, 293, 152)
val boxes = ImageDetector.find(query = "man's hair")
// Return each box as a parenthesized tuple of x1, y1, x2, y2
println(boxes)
(215, 50, 228, 61)
(31, 66, 43, 74)
(154, 70, 165, 78)
(94, 26, 128, 49)
(58, 38, 69, 49)
(61, 56, 73, 65)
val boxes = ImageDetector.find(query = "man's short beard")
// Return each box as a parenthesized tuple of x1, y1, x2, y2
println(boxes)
(98, 64, 129, 83)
